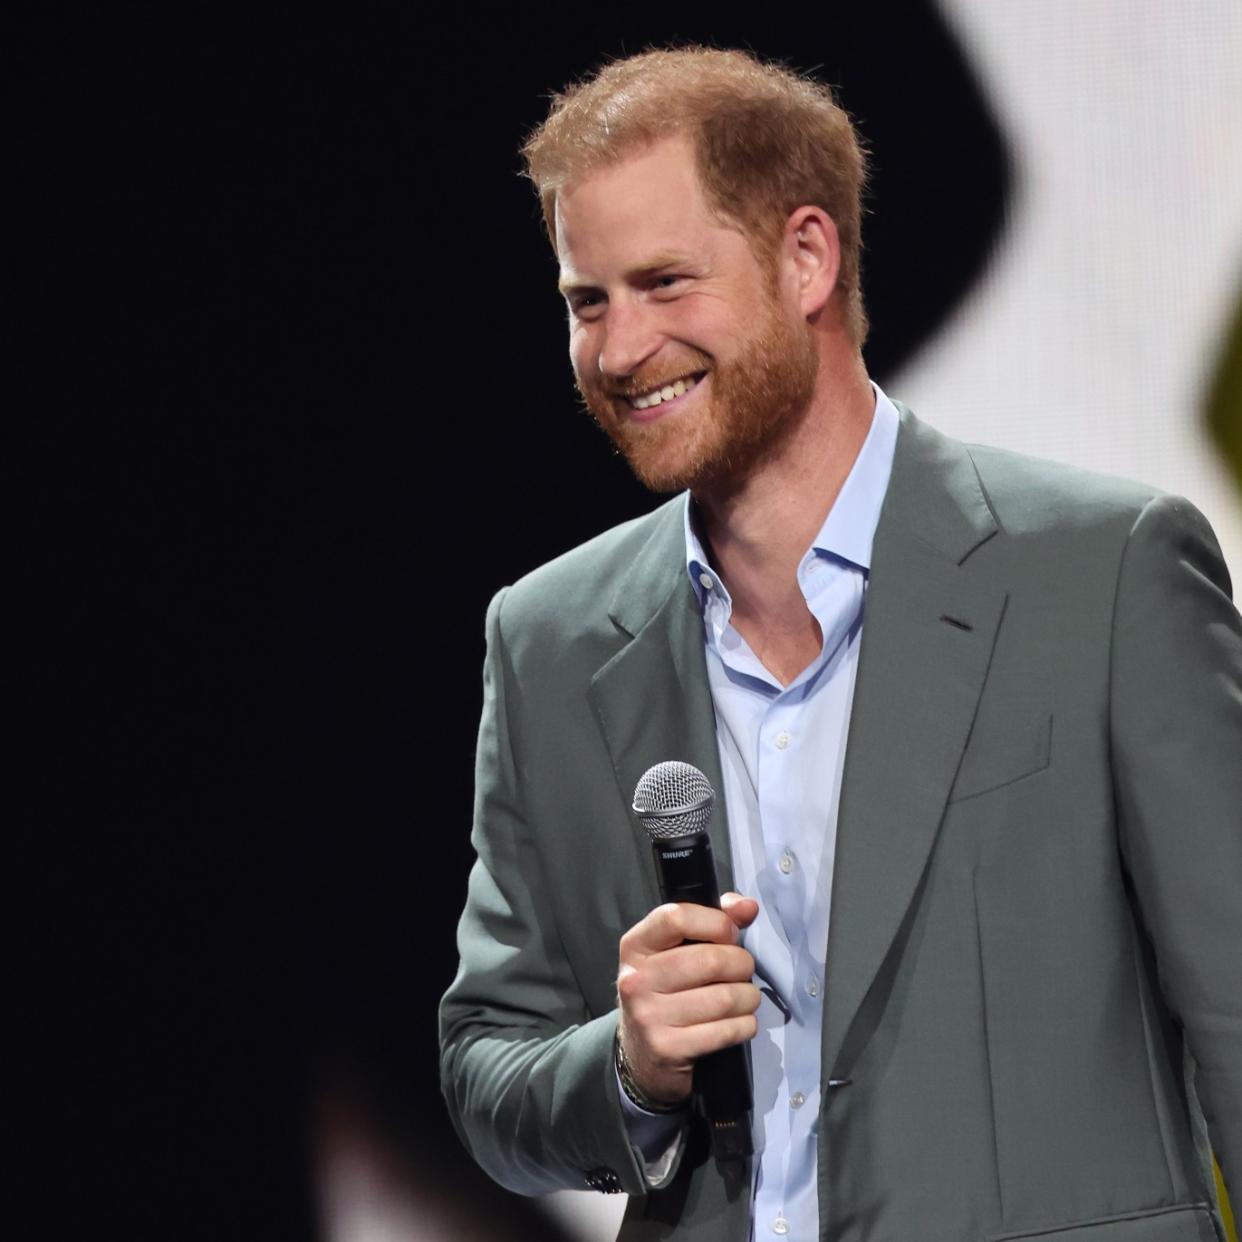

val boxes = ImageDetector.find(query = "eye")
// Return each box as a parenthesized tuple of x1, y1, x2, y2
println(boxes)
(568, 293, 605, 321)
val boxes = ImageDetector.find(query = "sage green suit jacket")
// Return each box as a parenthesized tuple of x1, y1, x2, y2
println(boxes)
(440, 408, 1241, 1241)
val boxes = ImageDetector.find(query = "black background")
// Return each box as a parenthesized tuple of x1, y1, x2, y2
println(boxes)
(17, 5, 1007, 1237)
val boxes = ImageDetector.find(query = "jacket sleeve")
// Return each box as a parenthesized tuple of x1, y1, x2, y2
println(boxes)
(438, 587, 650, 1196)
(1109, 494, 1242, 1203)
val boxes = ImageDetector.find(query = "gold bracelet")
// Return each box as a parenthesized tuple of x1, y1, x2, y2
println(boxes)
(615, 1033, 685, 1115)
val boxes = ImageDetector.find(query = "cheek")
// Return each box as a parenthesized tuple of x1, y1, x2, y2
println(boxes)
(666, 302, 737, 358)
(568, 330, 596, 384)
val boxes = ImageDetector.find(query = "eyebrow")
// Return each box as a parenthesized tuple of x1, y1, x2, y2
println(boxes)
(557, 251, 700, 297)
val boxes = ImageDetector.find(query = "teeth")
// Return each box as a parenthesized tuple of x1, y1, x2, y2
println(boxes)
(630, 374, 699, 410)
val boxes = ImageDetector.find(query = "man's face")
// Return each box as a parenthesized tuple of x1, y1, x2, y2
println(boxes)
(554, 136, 818, 494)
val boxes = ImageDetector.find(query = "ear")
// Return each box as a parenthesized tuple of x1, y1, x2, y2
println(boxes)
(782, 206, 841, 318)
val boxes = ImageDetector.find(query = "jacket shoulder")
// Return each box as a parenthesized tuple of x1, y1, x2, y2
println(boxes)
(963, 441, 1164, 539)
(495, 495, 683, 645)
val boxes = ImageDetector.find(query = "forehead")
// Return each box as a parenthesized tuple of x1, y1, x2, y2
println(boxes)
(554, 136, 737, 280)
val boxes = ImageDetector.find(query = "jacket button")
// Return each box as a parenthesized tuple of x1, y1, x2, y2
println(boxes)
(584, 1166, 622, 1193)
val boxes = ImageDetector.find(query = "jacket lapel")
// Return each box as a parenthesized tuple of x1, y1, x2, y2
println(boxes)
(582, 411, 1005, 1108)
(587, 500, 736, 906)
(590, 503, 749, 1240)
(821, 408, 1006, 1082)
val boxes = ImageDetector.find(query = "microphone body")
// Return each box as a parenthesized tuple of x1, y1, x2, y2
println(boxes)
(635, 762, 754, 1162)
(649, 830, 723, 909)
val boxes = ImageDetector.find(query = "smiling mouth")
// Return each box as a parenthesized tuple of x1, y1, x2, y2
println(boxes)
(622, 371, 706, 411)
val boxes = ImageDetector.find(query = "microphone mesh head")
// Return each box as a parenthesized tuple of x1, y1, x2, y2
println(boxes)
(633, 761, 715, 840)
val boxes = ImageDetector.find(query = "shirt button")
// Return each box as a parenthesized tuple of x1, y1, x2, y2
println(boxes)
(778, 850, 794, 874)
(807, 977, 820, 998)
(774, 730, 791, 749)
(699, 571, 714, 590)
(772, 1217, 789, 1235)
(790, 1091, 806, 1109)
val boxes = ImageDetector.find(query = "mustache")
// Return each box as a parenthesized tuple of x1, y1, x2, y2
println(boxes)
(582, 352, 714, 401)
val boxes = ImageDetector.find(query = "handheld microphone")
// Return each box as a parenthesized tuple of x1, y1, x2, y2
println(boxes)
(632, 761, 753, 1162)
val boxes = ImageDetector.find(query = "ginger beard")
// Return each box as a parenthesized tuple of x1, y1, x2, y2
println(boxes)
(575, 291, 820, 495)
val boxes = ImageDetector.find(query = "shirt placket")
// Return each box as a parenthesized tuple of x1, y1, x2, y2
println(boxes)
(755, 688, 814, 1237)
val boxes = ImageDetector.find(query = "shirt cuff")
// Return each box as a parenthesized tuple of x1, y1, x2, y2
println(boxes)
(614, 1065, 688, 1188)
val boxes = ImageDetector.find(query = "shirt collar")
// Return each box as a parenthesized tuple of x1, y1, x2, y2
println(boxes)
(683, 382, 900, 609)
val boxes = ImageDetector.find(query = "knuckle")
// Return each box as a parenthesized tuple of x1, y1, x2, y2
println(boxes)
(692, 988, 720, 1023)
(704, 997, 733, 1029)
(646, 1028, 676, 1063)
(625, 993, 653, 1028)
(616, 967, 643, 1002)
(663, 903, 686, 936)
(628, 906, 668, 951)
(668, 945, 697, 984)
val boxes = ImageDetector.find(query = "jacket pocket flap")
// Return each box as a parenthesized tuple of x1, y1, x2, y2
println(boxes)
(949, 714, 1052, 804)
(987, 1202, 1217, 1242)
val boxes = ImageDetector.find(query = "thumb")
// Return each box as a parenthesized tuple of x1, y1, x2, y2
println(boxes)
(721, 891, 760, 929)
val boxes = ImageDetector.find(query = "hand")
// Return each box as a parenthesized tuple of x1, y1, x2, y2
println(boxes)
(616, 892, 761, 1107)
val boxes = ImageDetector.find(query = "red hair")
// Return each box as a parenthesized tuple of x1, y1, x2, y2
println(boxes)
(522, 46, 870, 344)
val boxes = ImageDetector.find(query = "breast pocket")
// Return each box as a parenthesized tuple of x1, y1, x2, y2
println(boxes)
(986, 1202, 1216, 1241)
(948, 714, 1052, 804)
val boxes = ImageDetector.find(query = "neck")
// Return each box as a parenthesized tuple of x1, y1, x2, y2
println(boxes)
(694, 351, 874, 633)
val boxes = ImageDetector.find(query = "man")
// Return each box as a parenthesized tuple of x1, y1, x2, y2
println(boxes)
(439, 47, 1241, 1241)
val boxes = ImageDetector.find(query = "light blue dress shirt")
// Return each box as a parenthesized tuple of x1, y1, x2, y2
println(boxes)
(619, 385, 899, 1240)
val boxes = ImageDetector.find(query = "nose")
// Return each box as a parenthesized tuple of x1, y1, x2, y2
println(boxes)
(597, 299, 661, 379)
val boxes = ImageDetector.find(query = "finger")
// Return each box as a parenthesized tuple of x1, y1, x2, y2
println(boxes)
(647, 1013, 760, 1064)
(641, 941, 757, 993)
(657, 981, 762, 1028)
(625, 980, 760, 1034)
(720, 892, 760, 929)
(620, 901, 745, 961)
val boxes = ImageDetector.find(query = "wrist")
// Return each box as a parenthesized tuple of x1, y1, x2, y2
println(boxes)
(615, 1032, 686, 1115)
